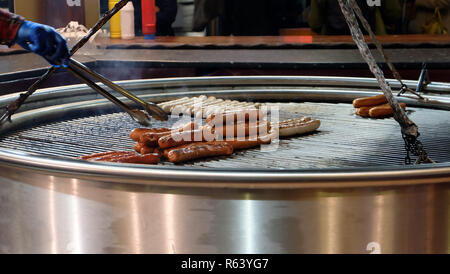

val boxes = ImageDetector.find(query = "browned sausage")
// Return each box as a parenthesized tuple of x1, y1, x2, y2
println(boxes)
(110, 153, 161, 164)
(140, 145, 156, 155)
(224, 135, 272, 150)
(179, 121, 200, 131)
(152, 147, 163, 158)
(206, 109, 265, 126)
(129, 128, 170, 142)
(158, 128, 211, 149)
(355, 106, 371, 117)
(79, 151, 120, 160)
(369, 103, 406, 118)
(134, 142, 164, 156)
(139, 130, 172, 146)
(134, 142, 144, 153)
(166, 142, 234, 163)
(90, 151, 137, 162)
(213, 121, 271, 139)
(138, 122, 200, 146)
(352, 94, 388, 108)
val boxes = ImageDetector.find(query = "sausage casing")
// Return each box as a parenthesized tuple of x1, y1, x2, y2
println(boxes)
(111, 153, 161, 164)
(224, 135, 272, 150)
(139, 131, 172, 146)
(352, 94, 388, 108)
(355, 107, 371, 117)
(87, 151, 136, 162)
(213, 121, 271, 139)
(369, 103, 406, 118)
(166, 142, 234, 163)
(130, 128, 171, 142)
(158, 127, 214, 149)
(206, 109, 265, 126)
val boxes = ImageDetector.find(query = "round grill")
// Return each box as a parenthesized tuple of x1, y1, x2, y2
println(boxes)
(0, 76, 449, 188)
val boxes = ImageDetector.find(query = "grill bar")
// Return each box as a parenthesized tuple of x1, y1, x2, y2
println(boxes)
(0, 102, 449, 169)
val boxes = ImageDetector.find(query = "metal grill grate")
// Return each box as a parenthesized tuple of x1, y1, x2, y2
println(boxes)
(0, 102, 449, 169)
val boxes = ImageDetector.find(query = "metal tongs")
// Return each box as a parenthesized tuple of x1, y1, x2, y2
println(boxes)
(66, 58, 168, 126)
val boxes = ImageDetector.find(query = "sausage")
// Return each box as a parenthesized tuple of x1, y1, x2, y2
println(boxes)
(130, 128, 171, 142)
(224, 135, 272, 150)
(166, 142, 234, 163)
(213, 121, 271, 139)
(134, 142, 144, 153)
(142, 145, 162, 157)
(206, 109, 265, 126)
(352, 94, 388, 108)
(89, 151, 137, 162)
(134, 142, 163, 156)
(159, 96, 207, 112)
(111, 153, 161, 164)
(355, 107, 371, 117)
(140, 145, 155, 155)
(158, 128, 207, 149)
(139, 130, 172, 146)
(369, 103, 406, 118)
(163, 148, 170, 159)
(278, 119, 321, 137)
(137, 122, 199, 146)
(79, 151, 121, 160)
(83, 151, 161, 164)
(179, 121, 200, 131)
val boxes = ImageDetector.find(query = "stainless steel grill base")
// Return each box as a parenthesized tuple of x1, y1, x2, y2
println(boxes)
(0, 76, 449, 254)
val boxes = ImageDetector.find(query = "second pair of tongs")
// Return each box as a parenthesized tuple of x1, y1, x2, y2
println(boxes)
(66, 58, 168, 125)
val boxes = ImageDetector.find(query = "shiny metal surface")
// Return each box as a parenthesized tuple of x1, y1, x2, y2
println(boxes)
(0, 76, 449, 253)
(0, 167, 448, 253)
(2, 101, 450, 167)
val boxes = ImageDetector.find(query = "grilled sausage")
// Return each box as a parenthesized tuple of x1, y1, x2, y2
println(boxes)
(136, 122, 199, 146)
(355, 107, 371, 117)
(158, 128, 207, 149)
(140, 145, 156, 155)
(277, 118, 321, 137)
(224, 135, 272, 150)
(89, 151, 137, 162)
(166, 142, 234, 163)
(369, 103, 406, 118)
(352, 94, 388, 108)
(79, 151, 122, 160)
(206, 109, 265, 126)
(130, 127, 171, 142)
(134, 142, 144, 153)
(139, 130, 172, 146)
(134, 142, 163, 156)
(111, 153, 161, 164)
(83, 151, 161, 164)
(213, 121, 271, 139)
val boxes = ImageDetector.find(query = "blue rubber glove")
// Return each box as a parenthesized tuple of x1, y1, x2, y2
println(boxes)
(15, 21, 70, 67)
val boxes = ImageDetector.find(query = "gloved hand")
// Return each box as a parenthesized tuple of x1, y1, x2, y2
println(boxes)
(14, 20, 70, 67)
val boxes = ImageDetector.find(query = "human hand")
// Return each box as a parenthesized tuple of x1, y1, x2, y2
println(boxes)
(15, 20, 70, 67)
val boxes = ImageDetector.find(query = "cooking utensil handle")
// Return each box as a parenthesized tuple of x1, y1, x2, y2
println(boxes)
(69, 58, 168, 121)
(66, 64, 152, 126)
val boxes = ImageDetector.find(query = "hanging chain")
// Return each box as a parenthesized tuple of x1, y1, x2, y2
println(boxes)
(337, 0, 433, 164)
(349, 0, 425, 100)
(403, 133, 435, 164)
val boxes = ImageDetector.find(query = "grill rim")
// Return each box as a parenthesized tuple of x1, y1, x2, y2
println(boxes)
(0, 75, 449, 189)
(0, 149, 449, 189)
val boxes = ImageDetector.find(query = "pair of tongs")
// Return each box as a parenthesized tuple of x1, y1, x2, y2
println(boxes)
(65, 58, 168, 126)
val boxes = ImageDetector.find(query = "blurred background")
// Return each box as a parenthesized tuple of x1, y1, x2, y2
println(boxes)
(1, 0, 447, 37)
